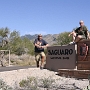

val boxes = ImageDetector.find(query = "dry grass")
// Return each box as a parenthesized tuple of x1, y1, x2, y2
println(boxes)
(15, 59, 36, 66)
(2, 54, 36, 66)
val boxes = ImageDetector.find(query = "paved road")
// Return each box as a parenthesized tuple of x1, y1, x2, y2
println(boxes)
(0, 65, 36, 72)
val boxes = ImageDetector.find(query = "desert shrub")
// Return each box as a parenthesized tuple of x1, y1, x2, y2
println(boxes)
(0, 79, 13, 90)
(40, 76, 55, 89)
(19, 76, 55, 90)
(19, 77, 38, 90)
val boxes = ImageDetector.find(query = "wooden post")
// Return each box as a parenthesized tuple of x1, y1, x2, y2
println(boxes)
(9, 50, 10, 66)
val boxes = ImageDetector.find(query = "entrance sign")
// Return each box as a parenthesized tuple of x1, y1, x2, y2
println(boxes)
(46, 45, 77, 71)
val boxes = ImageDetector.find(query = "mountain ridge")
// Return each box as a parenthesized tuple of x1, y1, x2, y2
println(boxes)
(21, 34, 59, 45)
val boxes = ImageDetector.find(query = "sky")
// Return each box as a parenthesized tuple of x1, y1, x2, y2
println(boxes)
(0, 0, 90, 36)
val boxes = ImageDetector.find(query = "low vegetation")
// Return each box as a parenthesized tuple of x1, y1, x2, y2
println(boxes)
(0, 76, 85, 90)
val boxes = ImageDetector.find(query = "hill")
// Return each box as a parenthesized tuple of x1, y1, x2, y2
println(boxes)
(21, 34, 59, 45)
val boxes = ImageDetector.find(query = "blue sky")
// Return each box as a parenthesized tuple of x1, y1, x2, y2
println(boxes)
(0, 0, 90, 36)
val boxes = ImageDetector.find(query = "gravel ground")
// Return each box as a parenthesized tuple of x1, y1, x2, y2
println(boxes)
(0, 68, 89, 90)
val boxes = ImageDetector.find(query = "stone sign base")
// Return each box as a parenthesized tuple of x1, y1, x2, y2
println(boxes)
(58, 68, 90, 79)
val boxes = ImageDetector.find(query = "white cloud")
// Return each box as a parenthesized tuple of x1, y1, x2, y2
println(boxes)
(28, 31, 47, 35)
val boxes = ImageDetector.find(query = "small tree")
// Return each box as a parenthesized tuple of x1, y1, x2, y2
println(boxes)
(22, 37, 34, 55)
(56, 32, 72, 45)
(0, 27, 10, 49)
